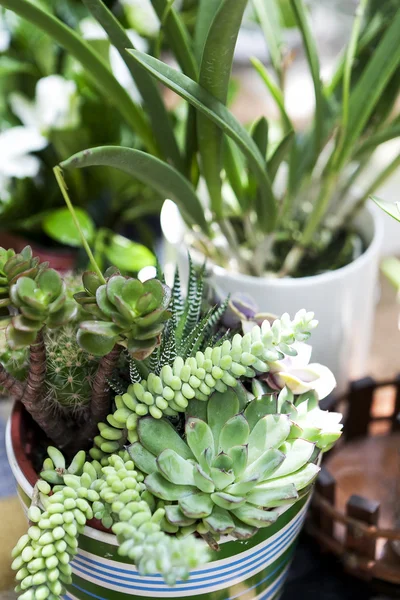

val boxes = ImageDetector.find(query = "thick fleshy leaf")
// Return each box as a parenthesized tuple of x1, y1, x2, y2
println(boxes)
(269, 439, 315, 479)
(226, 476, 259, 496)
(211, 492, 246, 510)
(231, 516, 258, 540)
(193, 463, 215, 493)
(82, 271, 102, 295)
(244, 448, 285, 482)
(232, 504, 279, 528)
(228, 445, 248, 478)
(244, 395, 278, 430)
(6, 324, 37, 349)
(247, 483, 298, 507)
(128, 443, 157, 474)
(36, 269, 63, 298)
(210, 467, 235, 490)
(247, 415, 291, 463)
(157, 449, 195, 486)
(77, 330, 117, 356)
(219, 414, 249, 454)
(179, 492, 213, 518)
(212, 453, 233, 471)
(145, 473, 196, 501)
(43, 207, 95, 247)
(12, 315, 40, 333)
(164, 505, 196, 527)
(106, 276, 127, 306)
(79, 320, 121, 338)
(203, 506, 235, 534)
(95, 285, 115, 318)
(186, 418, 215, 463)
(138, 417, 194, 460)
(208, 390, 239, 453)
(257, 462, 320, 492)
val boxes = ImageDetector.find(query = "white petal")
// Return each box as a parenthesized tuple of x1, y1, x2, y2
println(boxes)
(0, 127, 47, 157)
(80, 17, 107, 40)
(36, 75, 79, 131)
(9, 92, 38, 128)
(290, 342, 312, 368)
(274, 371, 315, 395)
(307, 364, 336, 400)
(1, 154, 41, 178)
(0, 29, 10, 52)
(110, 47, 142, 103)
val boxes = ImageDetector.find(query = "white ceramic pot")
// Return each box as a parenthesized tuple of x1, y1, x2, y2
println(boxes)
(161, 202, 384, 395)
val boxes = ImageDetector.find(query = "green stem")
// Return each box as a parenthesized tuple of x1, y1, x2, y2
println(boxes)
(53, 167, 106, 284)
(0, 0, 156, 153)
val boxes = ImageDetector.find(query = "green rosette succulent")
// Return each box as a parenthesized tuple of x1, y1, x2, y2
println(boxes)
(129, 387, 338, 540)
(6, 269, 77, 349)
(0, 246, 43, 309)
(75, 271, 172, 358)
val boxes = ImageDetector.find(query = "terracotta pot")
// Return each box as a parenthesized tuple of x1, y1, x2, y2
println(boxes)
(7, 403, 312, 600)
(0, 231, 77, 272)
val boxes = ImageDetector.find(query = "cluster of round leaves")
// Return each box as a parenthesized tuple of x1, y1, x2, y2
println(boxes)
(12, 448, 210, 600)
(74, 270, 172, 358)
(91, 311, 319, 458)
(129, 388, 325, 539)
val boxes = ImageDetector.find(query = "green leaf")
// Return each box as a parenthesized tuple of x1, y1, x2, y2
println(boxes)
(193, 464, 215, 493)
(80, 320, 121, 338)
(267, 439, 315, 479)
(211, 492, 246, 510)
(244, 447, 285, 482)
(337, 8, 400, 168)
(247, 415, 291, 463)
(145, 472, 196, 501)
(290, 0, 323, 157)
(203, 505, 235, 534)
(157, 449, 195, 486)
(127, 51, 278, 232)
(232, 504, 279, 527)
(246, 483, 298, 507)
(43, 207, 95, 248)
(251, 59, 292, 133)
(210, 466, 235, 490)
(193, 0, 223, 64)
(137, 417, 194, 460)
(77, 330, 117, 356)
(0, 56, 36, 77)
(372, 196, 400, 223)
(207, 390, 239, 453)
(381, 257, 400, 290)
(197, 0, 247, 218)
(219, 414, 249, 454)
(267, 130, 295, 182)
(179, 492, 214, 518)
(227, 445, 248, 478)
(36, 268, 62, 297)
(128, 443, 157, 474)
(82, 0, 182, 170)
(151, 0, 198, 79)
(103, 233, 155, 273)
(255, 462, 319, 492)
(164, 505, 196, 526)
(244, 395, 278, 430)
(61, 146, 209, 236)
(0, 0, 156, 153)
(251, 116, 269, 158)
(186, 418, 215, 463)
(252, 0, 283, 79)
(353, 118, 400, 159)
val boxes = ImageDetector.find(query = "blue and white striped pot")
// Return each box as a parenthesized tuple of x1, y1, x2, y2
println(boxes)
(7, 405, 311, 600)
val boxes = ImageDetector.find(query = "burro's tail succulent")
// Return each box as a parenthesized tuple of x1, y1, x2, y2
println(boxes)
(75, 270, 172, 359)
(129, 387, 342, 540)
(91, 310, 325, 457)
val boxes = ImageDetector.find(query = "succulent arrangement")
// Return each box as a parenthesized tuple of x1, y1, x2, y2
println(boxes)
(3, 0, 399, 278)
(3, 235, 342, 599)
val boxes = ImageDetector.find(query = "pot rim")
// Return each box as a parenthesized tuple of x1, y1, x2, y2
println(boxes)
(167, 202, 384, 288)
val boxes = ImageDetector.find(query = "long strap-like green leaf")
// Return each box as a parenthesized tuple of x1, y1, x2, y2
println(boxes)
(151, 0, 198, 79)
(0, 0, 156, 153)
(335, 7, 400, 169)
(252, 0, 283, 81)
(197, 0, 247, 219)
(128, 51, 278, 232)
(193, 0, 223, 65)
(60, 147, 209, 236)
(82, 0, 183, 171)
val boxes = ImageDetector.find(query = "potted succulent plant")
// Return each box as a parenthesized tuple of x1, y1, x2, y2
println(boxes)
(3, 183, 342, 600)
(3, 0, 397, 391)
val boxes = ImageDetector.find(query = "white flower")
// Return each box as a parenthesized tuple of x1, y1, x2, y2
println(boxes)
(269, 342, 336, 400)
(10, 75, 80, 136)
(0, 127, 47, 199)
(0, 15, 10, 52)
(120, 0, 160, 37)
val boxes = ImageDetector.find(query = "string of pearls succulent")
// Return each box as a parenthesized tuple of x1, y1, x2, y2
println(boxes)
(12, 450, 210, 599)
(91, 310, 317, 458)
